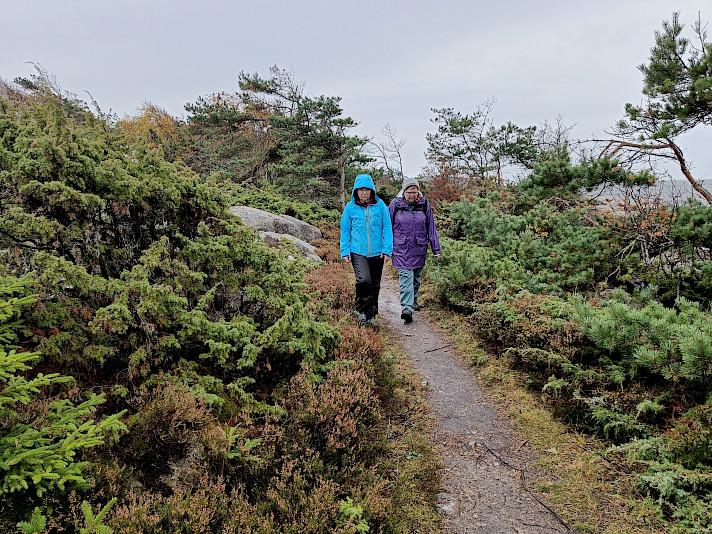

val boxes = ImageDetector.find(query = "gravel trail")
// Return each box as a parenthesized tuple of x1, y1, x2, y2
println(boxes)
(379, 273, 570, 533)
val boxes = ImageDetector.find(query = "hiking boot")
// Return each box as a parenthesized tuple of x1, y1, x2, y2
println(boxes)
(401, 309, 413, 324)
(357, 312, 368, 325)
(412, 299, 421, 311)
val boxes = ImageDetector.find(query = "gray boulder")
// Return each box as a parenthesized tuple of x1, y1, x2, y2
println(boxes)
(259, 231, 322, 263)
(228, 205, 323, 263)
(228, 206, 322, 243)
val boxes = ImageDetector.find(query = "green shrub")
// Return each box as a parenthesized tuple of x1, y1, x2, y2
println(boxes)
(616, 406, 712, 532)
(440, 197, 624, 295)
(1, 275, 124, 504)
(571, 295, 712, 400)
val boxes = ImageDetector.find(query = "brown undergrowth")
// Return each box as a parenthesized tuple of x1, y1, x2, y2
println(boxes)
(305, 257, 442, 533)
(418, 286, 666, 534)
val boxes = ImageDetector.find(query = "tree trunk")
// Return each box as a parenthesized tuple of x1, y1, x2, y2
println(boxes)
(669, 141, 712, 204)
(604, 139, 712, 204)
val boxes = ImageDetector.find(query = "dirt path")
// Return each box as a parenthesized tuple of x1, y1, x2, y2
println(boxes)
(379, 274, 570, 533)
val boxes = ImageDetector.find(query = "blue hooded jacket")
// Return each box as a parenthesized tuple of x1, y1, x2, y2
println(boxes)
(340, 174, 393, 258)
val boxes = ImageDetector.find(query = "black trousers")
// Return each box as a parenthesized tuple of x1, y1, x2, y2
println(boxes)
(350, 253, 384, 319)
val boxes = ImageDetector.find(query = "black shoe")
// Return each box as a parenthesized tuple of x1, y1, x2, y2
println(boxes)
(412, 299, 421, 311)
(401, 309, 413, 324)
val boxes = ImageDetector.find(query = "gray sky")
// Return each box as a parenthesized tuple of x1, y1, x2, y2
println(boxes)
(2, 1, 710, 180)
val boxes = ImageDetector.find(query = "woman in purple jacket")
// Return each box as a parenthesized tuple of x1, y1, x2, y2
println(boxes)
(388, 177, 441, 324)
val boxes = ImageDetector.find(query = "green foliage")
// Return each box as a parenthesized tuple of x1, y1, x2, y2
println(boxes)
(571, 294, 712, 398)
(637, 12, 712, 137)
(435, 196, 623, 296)
(0, 276, 125, 498)
(615, 406, 712, 532)
(339, 498, 370, 533)
(224, 425, 262, 462)
(181, 89, 274, 183)
(671, 201, 712, 250)
(258, 300, 341, 374)
(433, 213, 712, 520)
(2, 80, 439, 533)
(1, 393, 125, 496)
(611, 12, 712, 203)
(515, 151, 656, 206)
(0, 85, 342, 399)
(0, 88, 229, 280)
(434, 175, 712, 312)
(428, 237, 519, 313)
(0, 278, 70, 408)
(229, 180, 339, 225)
(183, 66, 368, 208)
(16, 507, 47, 534)
(411, 16, 712, 529)
(583, 395, 655, 440)
(641, 199, 712, 305)
(268, 93, 367, 208)
(80, 498, 116, 534)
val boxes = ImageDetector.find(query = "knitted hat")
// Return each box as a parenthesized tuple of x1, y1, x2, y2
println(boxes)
(401, 177, 420, 191)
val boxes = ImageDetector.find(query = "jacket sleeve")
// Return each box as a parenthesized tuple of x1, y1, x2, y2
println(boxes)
(382, 201, 393, 256)
(426, 203, 441, 255)
(339, 205, 351, 258)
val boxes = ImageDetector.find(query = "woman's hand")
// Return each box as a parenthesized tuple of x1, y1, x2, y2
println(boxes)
(342, 256, 351, 263)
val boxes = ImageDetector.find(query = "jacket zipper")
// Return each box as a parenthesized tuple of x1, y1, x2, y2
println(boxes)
(365, 204, 371, 256)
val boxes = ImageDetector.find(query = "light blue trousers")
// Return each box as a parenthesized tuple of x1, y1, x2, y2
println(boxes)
(398, 268, 422, 313)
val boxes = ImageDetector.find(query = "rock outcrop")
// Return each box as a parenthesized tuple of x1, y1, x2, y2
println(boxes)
(227, 206, 322, 243)
(259, 231, 322, 263)
(228, 206, 323, 263)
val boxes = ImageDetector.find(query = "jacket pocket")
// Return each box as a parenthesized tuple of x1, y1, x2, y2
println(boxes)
(415, 236, 428, 255)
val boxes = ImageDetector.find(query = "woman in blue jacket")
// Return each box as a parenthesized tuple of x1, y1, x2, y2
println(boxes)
(389, 177, 441, 324)
(340, 174, 393, 323)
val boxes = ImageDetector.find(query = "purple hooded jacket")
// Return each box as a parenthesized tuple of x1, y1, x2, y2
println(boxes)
(388, 194, 441, 270)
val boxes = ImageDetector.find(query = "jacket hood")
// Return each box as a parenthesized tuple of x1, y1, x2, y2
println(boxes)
(352, 174, 377, 199)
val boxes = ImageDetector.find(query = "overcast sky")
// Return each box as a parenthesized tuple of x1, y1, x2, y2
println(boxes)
(2, 1, 710, 181)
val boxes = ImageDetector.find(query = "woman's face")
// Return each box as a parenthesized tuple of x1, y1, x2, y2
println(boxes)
(357, 188, 371, 203)
(404, 186, 419, 201)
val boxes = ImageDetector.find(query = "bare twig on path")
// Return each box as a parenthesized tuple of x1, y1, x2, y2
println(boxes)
(481, 442, 573, 532)
(521, 481, 573, 532)
(423, 343, 452, 353)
